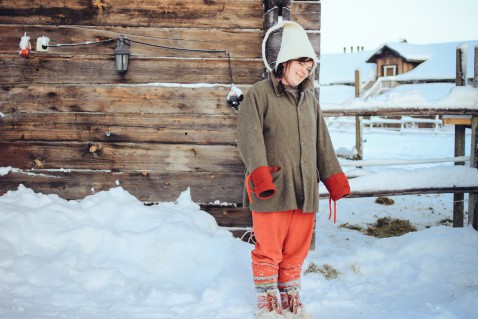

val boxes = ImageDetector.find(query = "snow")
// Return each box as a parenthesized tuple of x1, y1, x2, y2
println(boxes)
(322, 85, 478, 110)
(1, 124, 478, 319)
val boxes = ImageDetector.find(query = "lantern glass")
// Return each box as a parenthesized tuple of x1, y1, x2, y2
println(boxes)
(115, 36, 130, 75)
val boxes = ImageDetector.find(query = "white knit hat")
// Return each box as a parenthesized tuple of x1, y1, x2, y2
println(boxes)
(262, 21, 318, 73)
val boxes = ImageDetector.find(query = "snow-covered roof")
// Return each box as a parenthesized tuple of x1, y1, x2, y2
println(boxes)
(320, 40, 478, 85)
(320, 50, 376, 85)
(365, 42, 430, 63)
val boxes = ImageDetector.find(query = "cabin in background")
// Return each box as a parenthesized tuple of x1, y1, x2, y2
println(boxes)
(366, 43, 426, 77)
(0, 1, 321, 229)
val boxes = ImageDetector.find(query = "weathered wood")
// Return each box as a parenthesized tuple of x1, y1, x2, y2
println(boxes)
(442, 116, 472, 126)
(0, 25, 263, 58)
(0, 54, 263, 85)
(354, 69, 363, 160)
(0, 141, 243, 173)
(204, 206, 253, 228)
(326, 187, 478, 199)
(0, 1, 318, 30)
(0, 169, 245, 203)
(453, 47, 467, 227)
(0, 112, 238, 144)
(469, 116, 478, 230)
(322, 108, 478, 117)
(0, 0, 263, 29)
(0, 84, 243, 115)
(290, 1, 321, 31)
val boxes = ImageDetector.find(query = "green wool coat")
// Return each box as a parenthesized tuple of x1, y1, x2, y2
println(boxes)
(236, 74, 343, 213)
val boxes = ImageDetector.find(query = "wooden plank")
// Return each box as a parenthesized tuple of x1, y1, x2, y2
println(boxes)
(0, 54, 263, 85)
(442, 116, 472, 126)
(291, 1, 321, 30)
(0, 141, 244, 173)
(0, 169, 245, 203)
(322, 108, 478, 117)
(0, 0, 263, 29)
(0, 112, 238, 144)
(0, 25, 263, 58)
(322, 187, 478, 199)
(0, 84, 244, 115)
(469, 116, 478, 229)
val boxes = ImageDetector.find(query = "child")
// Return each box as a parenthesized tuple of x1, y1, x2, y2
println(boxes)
(236, 21, 350, 319)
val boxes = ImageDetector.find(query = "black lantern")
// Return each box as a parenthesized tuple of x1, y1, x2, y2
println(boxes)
(115, 35, 130, 76)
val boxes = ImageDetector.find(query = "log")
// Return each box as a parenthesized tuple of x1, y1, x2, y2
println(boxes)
(0, 169, 245, 203)
(290, 1, 321, 31)
(0, 141, 244, 173)
(0, 25, 263, 58)
(0, 112, 238, 145)
(0, 1, 318, 30)
(0, 54, 263, 85)
(0, 0, 263, 29)
(322, 107, 478, 117)
(0, 84, 244, 115)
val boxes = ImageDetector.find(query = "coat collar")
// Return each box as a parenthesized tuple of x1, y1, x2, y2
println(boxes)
(269, 72, 314, 97)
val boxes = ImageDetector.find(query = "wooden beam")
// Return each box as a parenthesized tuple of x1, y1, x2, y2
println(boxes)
(442, 116, 472, 126)
(0, 112, 238, 145)
(0, 25, 263, 58)
(322, 108, 478, 117)
(0, 1, 317, 30)
(0, 141, 244, 173)
(0, 0, 263, 29)
(0, 84, 243, 115)
(0, 54, 263, 85)
(469, 116, 478, 230)
(0, 169, 245, 203)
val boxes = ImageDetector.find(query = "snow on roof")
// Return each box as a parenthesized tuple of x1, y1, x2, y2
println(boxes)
(320, 50, 376, 85)
(320, 40, 478, 84)
(365, 42, 430, 63)
(395, 40, 478, 82)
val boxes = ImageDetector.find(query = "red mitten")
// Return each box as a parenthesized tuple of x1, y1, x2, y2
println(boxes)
(250, 166, 277, 199)
(324, 172, 351, 201)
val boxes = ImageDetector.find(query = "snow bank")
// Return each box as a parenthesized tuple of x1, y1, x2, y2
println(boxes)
(0, 185, 252, 319)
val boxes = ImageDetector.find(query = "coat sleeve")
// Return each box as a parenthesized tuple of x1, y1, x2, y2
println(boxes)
(236, 87, 269, 173)
(316, 101, 343, 182)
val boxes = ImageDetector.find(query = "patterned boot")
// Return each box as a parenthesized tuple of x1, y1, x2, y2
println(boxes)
(256, 289, 284, 319)
(280, 288, 312, 319)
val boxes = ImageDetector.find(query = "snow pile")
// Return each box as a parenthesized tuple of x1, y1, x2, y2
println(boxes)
(1, 184, 478, 319)
(0, 186, 252, 319)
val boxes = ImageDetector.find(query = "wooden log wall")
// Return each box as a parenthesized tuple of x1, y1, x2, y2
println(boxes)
(0, 1, 321, 217)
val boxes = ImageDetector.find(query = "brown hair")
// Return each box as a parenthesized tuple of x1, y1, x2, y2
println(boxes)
(274, 57, 313, 93)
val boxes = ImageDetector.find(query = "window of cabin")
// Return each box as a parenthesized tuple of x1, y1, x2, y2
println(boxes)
(382, 65, 397, 77)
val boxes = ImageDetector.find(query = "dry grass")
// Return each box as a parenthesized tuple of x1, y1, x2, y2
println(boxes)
(304, 262, 341, 280)
(340, 217, 417, 238)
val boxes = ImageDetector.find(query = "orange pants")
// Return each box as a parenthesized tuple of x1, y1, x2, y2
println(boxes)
(251, 209, 315, 293)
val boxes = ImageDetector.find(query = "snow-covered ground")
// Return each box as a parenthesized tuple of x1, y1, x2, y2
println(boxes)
(1, 124, 477, 319)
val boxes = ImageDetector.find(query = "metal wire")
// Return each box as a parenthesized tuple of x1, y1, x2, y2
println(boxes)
(43, 38, 116, 48)
(41, 36, 235, 83)
(128, 39, 234, 83)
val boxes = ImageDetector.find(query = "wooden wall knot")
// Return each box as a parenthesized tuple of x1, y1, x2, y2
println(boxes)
(33, 158, 44, 168)
(87, 143, 102, 154)
(90, 1, 108, 14)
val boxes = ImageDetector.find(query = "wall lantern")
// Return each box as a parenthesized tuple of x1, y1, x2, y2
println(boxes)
(115, 35, 130, 76)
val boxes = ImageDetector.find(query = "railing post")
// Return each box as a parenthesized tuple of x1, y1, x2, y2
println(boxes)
(354, 69, 363, 161)
(453, 45, 467, 227)
(469, 45, 478, 230)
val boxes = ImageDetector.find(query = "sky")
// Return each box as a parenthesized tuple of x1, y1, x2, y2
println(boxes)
(321, 0, 478, 53)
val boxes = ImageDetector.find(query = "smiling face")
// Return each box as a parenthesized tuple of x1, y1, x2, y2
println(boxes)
(281, 59, 314, 88)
